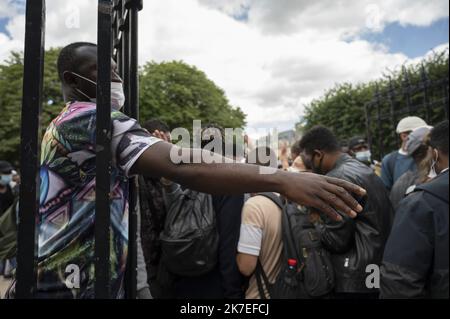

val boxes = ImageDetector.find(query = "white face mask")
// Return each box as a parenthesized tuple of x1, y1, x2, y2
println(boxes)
(110, 81, 125, 110)
(70, 72, 125, 110)
(428, 149, 439, 178)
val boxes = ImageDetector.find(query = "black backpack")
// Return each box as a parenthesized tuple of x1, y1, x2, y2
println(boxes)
(255, 193, 335, 299)
(159, 189, 219, 277)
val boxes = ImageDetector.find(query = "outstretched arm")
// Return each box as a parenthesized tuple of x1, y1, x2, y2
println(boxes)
(132, 141, 366, 221)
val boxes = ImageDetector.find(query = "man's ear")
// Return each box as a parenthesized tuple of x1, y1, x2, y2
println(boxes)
(62, 71, 77, 87)
(313, 149, 323, 160)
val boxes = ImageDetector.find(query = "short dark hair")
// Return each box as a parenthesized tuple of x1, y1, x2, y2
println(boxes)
(57, 42, 97, 82)
(142, 118, 170, 133)
(299, 126, 340, 155)
(430, 120, 449, 156)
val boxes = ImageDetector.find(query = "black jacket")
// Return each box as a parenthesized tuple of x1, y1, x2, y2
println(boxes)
(317, 154, 394, 294)
(0, 185, 14, 217)
(380, 170, 449, 299)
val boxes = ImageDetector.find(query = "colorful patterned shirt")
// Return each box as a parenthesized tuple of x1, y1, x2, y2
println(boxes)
(37, 101, 160, 298)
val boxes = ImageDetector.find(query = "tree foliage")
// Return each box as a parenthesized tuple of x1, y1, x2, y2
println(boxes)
(299, 49, 449, 160)
(0, 48, 63, 167)
(139, 61, 246, 131)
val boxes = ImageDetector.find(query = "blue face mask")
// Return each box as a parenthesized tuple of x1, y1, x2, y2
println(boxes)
(0, 174, 12, 186)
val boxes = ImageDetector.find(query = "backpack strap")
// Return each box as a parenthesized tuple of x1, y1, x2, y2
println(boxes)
(257, 193, 303, 274)
(280, 202, 304, 272)
(255, 260, 271, 299)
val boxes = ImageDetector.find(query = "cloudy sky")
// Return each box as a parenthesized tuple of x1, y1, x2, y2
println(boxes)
(0, 0, 448, 138)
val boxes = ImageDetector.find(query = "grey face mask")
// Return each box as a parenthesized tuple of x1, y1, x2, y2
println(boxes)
(355, 150, 372, 163)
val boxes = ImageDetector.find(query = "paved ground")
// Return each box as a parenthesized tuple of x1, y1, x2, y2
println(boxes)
(0, 276, 12, 299)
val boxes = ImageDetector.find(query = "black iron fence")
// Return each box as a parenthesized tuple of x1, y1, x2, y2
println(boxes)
(16, 0, 143, 299)
(365, 61, 449, 160)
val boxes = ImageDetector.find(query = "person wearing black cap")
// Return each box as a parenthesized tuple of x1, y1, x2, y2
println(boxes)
(348, 136, 381, 176)
(348, 136, 371, 164)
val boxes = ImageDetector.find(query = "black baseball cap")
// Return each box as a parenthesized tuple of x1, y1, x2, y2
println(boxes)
(348, 136, 367, 150)
(0, 160, 13, 174)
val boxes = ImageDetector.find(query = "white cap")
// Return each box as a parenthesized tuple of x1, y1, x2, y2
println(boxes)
(396, 116, 427, 134)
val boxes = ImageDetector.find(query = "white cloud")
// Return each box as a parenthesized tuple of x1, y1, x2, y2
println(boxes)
(198, 0, 251, 18)
(0, 0, 22, 19)
(201, 0, 449, 37)
(0, 0, 448, 140)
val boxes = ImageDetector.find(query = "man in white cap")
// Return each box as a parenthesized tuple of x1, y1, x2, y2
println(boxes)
(380, 116, 427, 190)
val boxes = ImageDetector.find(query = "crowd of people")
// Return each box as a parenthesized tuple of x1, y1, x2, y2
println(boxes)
(0, 42, 448, 300)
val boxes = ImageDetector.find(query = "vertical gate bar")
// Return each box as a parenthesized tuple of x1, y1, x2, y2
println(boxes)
(375, 84, 384, 157)
(420, 64, 431, 123)
(402, 67, 413, 115)
(124, 0, 142, 299)
(16, 0, 46, 299)
(129, 4, 140, 121)
(114, 1, 122, 72)
(95, 0, 113, 299)
(444, 77, 449, 120)
(122, 9, 131, 115)
(121, 6, 133, 298)
(364, 103, 372, 158)
(388, 78, 397, 149)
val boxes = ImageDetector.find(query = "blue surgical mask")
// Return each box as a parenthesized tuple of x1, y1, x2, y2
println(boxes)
(0, 174, 12, 186)
(355, 150, 372, 163)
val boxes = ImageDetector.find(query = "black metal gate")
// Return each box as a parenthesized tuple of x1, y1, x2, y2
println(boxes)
(365, 61, 449, 159)
(15, 0, 143, 299)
